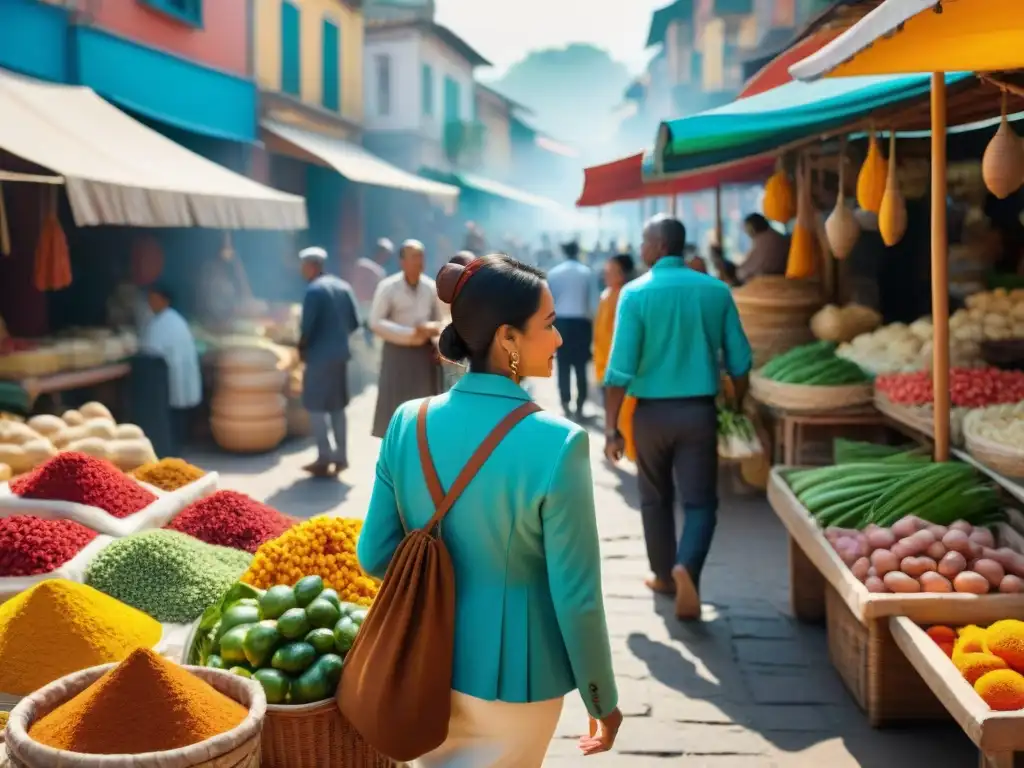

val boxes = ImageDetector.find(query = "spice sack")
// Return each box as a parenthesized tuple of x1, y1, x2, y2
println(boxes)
(0, 459, 219, 538)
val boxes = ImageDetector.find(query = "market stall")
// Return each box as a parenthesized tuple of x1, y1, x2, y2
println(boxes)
(0, 448, 394, 767)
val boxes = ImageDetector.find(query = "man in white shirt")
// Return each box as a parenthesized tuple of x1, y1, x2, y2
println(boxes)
(546, 240, 597, 419)
(140, 285, 202, 453)
(368, 240, 444, 438)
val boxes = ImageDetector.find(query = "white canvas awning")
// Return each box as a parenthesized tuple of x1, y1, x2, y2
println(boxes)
(0, 69, 307, 230)
(262, 120, 459, 201)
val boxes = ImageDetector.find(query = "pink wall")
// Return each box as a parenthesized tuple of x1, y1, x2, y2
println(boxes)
(87, 0, 249, 76)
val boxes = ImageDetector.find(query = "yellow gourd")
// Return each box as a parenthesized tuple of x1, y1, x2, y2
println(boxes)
(982, 92, 1024, 200)
(879, 132, 907, 247)
(856, 129, 888, 214)
(762, 160, 796, 223)
(825, 141, 861, 259)
(786, 159, 817, 280)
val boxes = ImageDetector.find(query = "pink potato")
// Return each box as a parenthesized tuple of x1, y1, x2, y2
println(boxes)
(896, 530, 936, 558)
(870, 549, 900, 576)
(999, 575, 1024, 593)
(949, 520, 974, 533)
(835, 540, 861, 566)
(938, 551, 968, 579)
(864, 576, 888, 593)
(919, 572, 953, 593)
(891, 516, 925, 539)
(865, 528, 896, 551)
(970, 528, 995, 548)
(986, 548, 1024, 578)
(901, 556, 937, 578)
(925, 541, 947, 561)
(971, 559, 1006, 589)
(953, 571, 991, 594)
(928, 525, 949, 540)
(851, 557, 871, 581)
(942, 529, 973, 555)
(884, 571, 922, 593)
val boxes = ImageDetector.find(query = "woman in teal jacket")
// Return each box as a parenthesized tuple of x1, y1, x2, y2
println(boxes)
(358, 254, 621, 766)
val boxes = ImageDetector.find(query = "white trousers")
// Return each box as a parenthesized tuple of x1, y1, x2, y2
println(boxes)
(415, 692, 564, 768)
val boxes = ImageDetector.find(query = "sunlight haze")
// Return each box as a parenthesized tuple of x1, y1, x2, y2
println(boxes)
(434, 0, 666, 77)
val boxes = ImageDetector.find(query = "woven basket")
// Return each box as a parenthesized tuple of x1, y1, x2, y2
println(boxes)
(4, 664, 265, 768)
(750, 372, 873, 412)
(966, 434, 1024, 479)
(260, 699, 393, 768)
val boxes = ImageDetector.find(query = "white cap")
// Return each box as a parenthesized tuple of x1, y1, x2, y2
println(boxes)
(299, 246, 327, 263)
(376, 238, 394, 251)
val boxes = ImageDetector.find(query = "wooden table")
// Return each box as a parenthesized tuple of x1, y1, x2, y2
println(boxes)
(18, 363, 131, 408)
(768, 404, 888, 466)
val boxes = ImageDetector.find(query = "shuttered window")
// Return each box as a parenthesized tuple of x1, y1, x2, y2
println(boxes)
(321, 18, 340, 111)
(281, 1, 301, 97)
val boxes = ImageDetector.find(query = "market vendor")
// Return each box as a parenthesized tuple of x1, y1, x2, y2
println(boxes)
(603, 214, 752, 621)
(140, 284, 201, 453)
(736, 213, 789, 284)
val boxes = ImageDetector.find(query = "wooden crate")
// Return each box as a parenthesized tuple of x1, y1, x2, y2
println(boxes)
(768, 468, 1024, 726)
(890, 617, 1024, 767)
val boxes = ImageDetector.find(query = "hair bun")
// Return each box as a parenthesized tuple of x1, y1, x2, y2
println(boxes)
(437, 324, 470, 362)
(435, 263, 465, 304)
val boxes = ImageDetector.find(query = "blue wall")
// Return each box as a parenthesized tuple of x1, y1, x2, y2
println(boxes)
(0, 0, 70, 82)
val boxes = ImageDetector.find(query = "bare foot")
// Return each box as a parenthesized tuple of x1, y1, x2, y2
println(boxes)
(644, 576, 676, 595)
(672, 565, 701, 621)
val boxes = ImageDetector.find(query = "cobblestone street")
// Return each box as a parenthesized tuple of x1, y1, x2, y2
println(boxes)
(188, 376, 978, 767)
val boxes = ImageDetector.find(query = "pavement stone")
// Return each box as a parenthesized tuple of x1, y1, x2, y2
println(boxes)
(187, 374, 980, 767)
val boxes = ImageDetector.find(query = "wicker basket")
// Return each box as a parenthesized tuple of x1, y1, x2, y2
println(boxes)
(824, 583, 947, 726)
(261, 699, 393, 768)
(966, 434, 1024, 479)
(3, 664, 265, 768)
(750, 371, 873, 412)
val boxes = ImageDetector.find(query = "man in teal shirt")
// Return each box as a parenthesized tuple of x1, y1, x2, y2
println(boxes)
(604, 214, 751, 620)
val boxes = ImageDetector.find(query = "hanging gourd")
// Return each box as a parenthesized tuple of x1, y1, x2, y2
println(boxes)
(982, 91, 1024, 200)
(762, 158, 796, 223)
(825, 138, 861, 259)
(786, 158, 818, 280)
(879, 132, 907, 247)
(856, 128, 888, 213)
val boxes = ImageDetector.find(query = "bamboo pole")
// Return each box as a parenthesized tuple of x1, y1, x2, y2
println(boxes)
(714, 185, 723, 247)
(931, 72, 951, 462)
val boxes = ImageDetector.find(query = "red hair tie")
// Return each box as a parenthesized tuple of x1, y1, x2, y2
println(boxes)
(451, 258, 485, 300)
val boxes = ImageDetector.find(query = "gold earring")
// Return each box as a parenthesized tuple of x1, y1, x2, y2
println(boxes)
(509, 350, 520, 376)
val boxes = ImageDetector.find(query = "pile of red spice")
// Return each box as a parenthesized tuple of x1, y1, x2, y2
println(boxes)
(0, 515, 98, 576)
(10, 452, 157, 519)
(166, 490, 296, 553)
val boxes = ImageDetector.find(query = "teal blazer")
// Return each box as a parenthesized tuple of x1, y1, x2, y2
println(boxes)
(358, 373, 619, 719)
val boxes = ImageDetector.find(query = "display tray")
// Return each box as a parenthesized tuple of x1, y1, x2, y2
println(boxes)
(769, 467, 1024, 727)
(874, 391, 967, 447)
(750, 371, 873, 412)
(890, 616, 1024, 765)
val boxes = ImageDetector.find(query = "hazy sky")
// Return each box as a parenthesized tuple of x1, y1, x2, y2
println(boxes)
(434, 0, 667, 77)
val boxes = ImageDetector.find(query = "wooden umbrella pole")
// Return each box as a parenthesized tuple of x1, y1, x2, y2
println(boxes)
(931, 72, 951, 461)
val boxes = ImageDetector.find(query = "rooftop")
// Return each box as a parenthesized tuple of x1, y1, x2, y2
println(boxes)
(365, 19, 491, 67)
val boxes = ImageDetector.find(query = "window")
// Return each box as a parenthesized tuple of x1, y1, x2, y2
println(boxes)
(140, 0, 202, 26)
(421, 64, 433, 116)
(280, 1, 301, 97)
(376, 55, 391, 116)
(321, 19, 340, 112)
(443, 75, 460, 122)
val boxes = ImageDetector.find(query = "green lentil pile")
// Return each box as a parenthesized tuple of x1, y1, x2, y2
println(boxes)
(84, 530, 253, 623)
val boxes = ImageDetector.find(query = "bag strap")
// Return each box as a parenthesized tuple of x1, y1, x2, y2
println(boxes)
(416, 398, 541, 534)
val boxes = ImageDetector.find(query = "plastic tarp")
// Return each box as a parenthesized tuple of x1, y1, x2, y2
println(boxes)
(0, 69, 307, 230)
(790, 0, 1024, 81)
(655, 72, 972, 176)
(576, 151, 775, 207)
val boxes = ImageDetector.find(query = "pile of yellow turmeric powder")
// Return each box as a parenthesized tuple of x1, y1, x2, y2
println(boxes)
(131, 458, 205, 491)
(0, 580, 162, 696)
(931, 620, 1024, 710)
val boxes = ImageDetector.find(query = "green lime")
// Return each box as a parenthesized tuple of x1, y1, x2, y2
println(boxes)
(305, 628, 337, 654)
(305, 599, 341, 629)
(260, 585, 298, 620)
(290, 663, 331, 704)
(205, 655, 226, 669)
(219, 623, 256, 665)
(277, 608, 311, 640)
(349, 608, 368, 626)
(314, 653, 344, 689)
(229, 666, 253, 679)
(271, 642, 317, 674)
(318, 588, 341, 609)
(333, 616, 360, 654)
(243, 621, 282, 668)
(338, 601, 361, 618)
(253, 668, 291, 704)
(293, 575, 324, 607)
